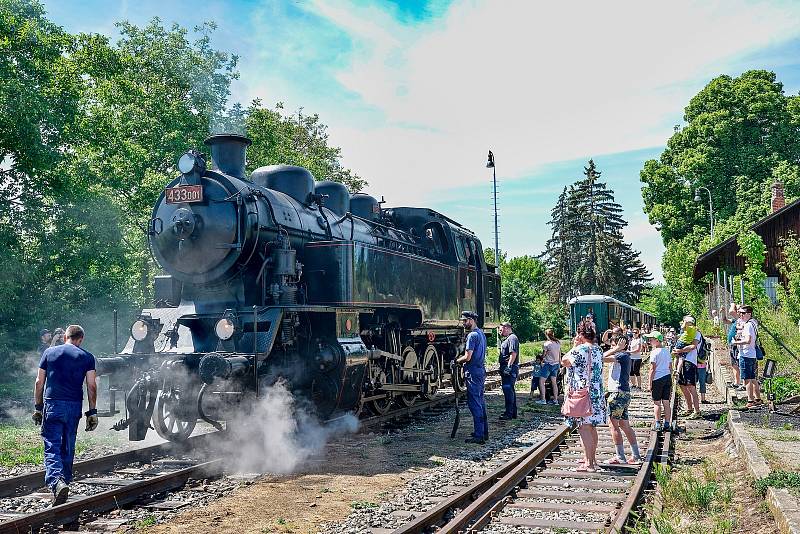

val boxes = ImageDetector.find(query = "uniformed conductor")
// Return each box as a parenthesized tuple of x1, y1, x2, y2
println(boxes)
(456, 311, 488, 444)
(33, 325, 99, 505)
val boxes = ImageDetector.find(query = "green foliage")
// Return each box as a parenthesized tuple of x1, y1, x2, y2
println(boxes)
(245, 101, 366, 192)
(770, 376, 800, 403)
(542, 160, 651, 303)
(776, 234, 800, 324)
(637, 283, 686, 328)
(736, 231, 768, 309)
(0, 4, 364, 355)
(641, 70, 800, 309)
(755, 470, 800, 496)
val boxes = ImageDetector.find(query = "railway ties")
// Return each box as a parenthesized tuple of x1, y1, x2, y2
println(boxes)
(388, 386, 677, 534)
(0, 364, 529, 533)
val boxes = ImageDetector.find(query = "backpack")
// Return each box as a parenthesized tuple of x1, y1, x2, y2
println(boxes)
(696, 333, 708, 364)
(748, 319, 765, 361)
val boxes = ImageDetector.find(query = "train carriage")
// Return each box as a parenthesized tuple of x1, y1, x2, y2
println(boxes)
(568, 294, 655, 335)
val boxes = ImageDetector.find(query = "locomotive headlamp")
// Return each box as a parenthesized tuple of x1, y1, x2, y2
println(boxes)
(178, 152, 197, 174)
(215, 318, 236, 340)
(131, 320, 149, 341)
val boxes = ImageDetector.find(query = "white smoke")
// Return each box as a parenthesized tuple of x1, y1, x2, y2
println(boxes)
(225, 380, 359, 474)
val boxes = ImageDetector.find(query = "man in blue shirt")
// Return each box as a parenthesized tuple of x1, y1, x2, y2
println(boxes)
(456, 311, 488, 444)
(499, 321, 519, 420)
(33, 325, 99, 505)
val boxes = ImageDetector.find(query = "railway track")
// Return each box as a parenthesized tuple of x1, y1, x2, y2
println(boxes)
(389, 384, 677, 533)
(0, 363, 531, 533)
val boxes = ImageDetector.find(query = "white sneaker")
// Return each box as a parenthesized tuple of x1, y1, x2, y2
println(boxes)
(536, 399, 547, 405)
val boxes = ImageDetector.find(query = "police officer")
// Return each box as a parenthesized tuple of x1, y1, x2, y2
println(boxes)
(37, 329, 52, 355)
(33, 325, 99, 505)
(456, 311, 488, 444)
(499, 321, 519, 420)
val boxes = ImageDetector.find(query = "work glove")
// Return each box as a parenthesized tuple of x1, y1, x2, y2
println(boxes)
(32, 405, 43, 426)
(84, 409, 99, 432)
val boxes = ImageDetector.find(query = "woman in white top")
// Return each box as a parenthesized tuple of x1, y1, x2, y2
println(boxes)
(628, 329, 643, 389)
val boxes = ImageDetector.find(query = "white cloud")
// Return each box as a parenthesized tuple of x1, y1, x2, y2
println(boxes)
(287, 0, 800, 204)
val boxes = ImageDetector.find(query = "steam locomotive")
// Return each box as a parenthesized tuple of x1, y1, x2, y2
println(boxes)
(97, 134, 500, 442)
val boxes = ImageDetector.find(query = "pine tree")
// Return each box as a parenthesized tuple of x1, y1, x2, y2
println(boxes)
(541, 160, 652, 303)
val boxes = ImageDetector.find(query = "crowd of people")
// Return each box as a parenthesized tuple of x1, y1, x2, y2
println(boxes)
(482, 302, 764, 470)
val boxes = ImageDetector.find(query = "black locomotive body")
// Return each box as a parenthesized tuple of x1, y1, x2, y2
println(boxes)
(98, 134, 500, 441)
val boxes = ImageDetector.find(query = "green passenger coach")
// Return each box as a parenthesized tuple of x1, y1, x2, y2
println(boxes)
(568, 295, 655, 335)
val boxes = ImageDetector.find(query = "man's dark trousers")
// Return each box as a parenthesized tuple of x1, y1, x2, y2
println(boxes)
(501, 365, 519, 417)
(42, 400, 82, 491)
(465, 370, 488, 440)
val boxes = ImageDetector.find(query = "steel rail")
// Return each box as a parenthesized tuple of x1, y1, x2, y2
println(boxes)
(609, 382, 677, 533)
(391, 425, 568, 534)
(437, 426, 570, 533)
(0, 459, 223, 534)
(0, 430, 224, 499)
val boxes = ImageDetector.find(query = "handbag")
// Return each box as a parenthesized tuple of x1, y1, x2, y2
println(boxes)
(561, 345, 594, 418)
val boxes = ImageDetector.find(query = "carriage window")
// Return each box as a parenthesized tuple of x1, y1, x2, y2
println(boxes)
(461, 237, 474, 265)
(609, 304, 620, 320)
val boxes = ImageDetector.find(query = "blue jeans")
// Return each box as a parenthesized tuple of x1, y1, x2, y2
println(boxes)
(500, 366, 518, 417)
(42, 399, 82, 491)
(698, 366, 707, 394)
(465, 371, 488, 440)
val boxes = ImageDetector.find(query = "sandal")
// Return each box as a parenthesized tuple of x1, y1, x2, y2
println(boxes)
(606, 456, 625, 464)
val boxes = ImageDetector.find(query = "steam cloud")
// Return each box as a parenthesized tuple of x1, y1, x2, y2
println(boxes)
(225, 381, 359, 474)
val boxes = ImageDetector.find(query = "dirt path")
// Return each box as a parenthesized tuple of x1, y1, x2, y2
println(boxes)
(145, 388, 547, 534)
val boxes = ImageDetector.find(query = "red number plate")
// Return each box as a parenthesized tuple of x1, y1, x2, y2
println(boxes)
(165, 185, 203, 204)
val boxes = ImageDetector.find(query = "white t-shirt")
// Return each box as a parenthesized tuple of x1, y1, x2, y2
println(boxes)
(650, 347, 672, 380)
(629, 337, 642, 360)
(740, 320, 757, 359)
(683, 331, 702, 365)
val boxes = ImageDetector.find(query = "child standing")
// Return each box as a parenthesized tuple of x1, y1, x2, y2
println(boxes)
(645, 331, 673, 432)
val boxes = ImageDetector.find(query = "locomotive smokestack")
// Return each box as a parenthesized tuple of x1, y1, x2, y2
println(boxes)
(204, 134, 252, 179)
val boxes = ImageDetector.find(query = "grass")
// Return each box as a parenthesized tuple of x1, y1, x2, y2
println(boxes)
(649, 459, 737, 532)
(350, 500, 377, 510)
(0, 422, 115, 467)
(135, 515, 157, 529)
(715, 412, 728, 430)
(486, 341, 546, 367)
(755, 470, 800, 496)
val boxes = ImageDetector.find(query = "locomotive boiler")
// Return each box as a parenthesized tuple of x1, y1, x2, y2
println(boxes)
(97, 134, 500, 441)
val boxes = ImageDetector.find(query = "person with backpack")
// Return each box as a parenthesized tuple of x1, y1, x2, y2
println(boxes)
(696, 331, 710, 404)
(672, 315, 702, 420)
(732, 305, 763, 408)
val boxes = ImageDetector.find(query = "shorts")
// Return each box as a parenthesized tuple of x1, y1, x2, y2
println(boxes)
(729, 346, 739, 365)
(538, 362, 560, 378)
(630, 359, 642, 377)
(677, 360, 697, 386)
(651, 375, 672, 401)
(740, 357, 758, 380)
(607, 391, 631, 420)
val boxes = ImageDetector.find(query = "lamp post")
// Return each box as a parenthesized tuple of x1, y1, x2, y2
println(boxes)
(694, 186, 714, 239)
(486, 150, 499, 274)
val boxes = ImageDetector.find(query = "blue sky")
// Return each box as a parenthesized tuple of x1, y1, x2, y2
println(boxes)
(43, 0, 800, 283)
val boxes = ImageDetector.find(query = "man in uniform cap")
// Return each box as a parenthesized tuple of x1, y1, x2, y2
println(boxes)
(498, 321, 519, 420)
(456, 311, 488, 444)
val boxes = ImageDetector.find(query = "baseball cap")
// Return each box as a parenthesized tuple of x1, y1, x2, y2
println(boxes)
(460, 311, 478, 320)
(682, 315, 696, 325)
(643, 330, 664, 342)
(500, 321, 512, 327)
(39, 328, 50, 337)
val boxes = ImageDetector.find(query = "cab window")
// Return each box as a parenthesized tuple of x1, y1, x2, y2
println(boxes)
(454, 235, 466, 263)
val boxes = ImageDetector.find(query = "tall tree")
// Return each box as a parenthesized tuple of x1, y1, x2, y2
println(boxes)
(542, 160, 651, 302)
